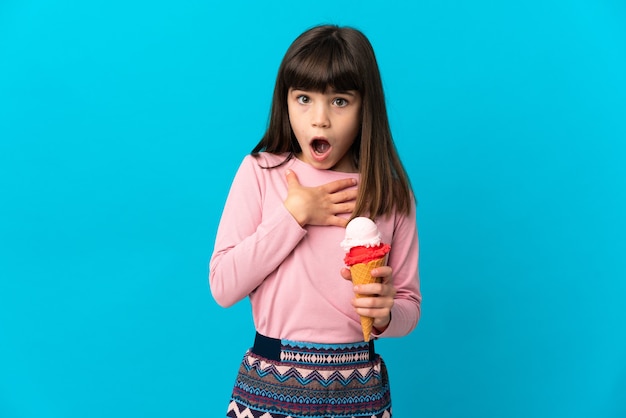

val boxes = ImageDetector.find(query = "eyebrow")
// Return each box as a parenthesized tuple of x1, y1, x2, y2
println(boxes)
(291, 88, 357, 97)
(330, 90, 357, 97)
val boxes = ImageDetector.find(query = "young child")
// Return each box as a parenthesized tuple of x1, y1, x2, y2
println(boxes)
(209, 24, 421, 418)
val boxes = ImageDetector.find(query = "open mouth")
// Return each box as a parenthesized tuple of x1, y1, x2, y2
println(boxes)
(311, 138, 331, 155)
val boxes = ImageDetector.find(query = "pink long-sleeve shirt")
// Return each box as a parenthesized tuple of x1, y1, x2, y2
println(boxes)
(209, 152, 421, 344)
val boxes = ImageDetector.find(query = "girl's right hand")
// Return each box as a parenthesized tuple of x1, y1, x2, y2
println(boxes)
(284, 169, 357, 228)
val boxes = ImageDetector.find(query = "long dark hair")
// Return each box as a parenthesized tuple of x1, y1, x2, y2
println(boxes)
(252, 24, 414, 218)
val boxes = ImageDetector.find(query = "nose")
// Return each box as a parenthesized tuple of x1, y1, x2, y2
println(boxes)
(311, 103, 330, 128)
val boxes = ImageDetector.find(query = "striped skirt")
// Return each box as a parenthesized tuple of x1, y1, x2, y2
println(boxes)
(226, 333, 392, 418)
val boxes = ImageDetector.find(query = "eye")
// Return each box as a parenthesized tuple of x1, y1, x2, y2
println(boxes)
(333, 97, 349, 107)
(296, 95, 310, 104)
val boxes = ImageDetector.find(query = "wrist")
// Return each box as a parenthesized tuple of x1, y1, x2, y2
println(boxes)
(373, 312, 392, 334)
(283, 202, 307, 227)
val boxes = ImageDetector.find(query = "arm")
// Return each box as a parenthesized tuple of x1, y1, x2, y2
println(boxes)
(346, 201, 421, 337)
(210, 155, 360, 308)
(381, 201, 421, 336)
(209, 157, 307, 307)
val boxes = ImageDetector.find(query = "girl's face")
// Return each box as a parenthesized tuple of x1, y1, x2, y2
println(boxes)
(287, 87, 361, 172)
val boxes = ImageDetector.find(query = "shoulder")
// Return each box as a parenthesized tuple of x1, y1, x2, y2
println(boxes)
(233, 152, 292, 185)
(246, 152, 292, 168)
(234, 152, 283, 175)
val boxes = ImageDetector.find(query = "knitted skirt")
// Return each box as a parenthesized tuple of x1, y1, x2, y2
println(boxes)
(226, 332, 392, 418)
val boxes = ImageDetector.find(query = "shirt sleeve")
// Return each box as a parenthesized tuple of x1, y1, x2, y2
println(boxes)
(209, 156, 307, 307)
(372, 200, 421, 338)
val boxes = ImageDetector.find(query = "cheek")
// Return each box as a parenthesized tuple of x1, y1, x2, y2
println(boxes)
(348, 115, 361, 136)
(289, 116, 303, 135)
(287, 107, 303, 127)
(288, 114, 306, 143)
(287, 102, 298, 120)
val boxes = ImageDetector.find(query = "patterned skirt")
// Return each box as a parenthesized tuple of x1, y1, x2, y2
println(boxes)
(226, 332, 392, 418)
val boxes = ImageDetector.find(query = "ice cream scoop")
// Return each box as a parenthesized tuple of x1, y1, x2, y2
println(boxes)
(341, 217, 391, 342)
(340, 216, 382, 251)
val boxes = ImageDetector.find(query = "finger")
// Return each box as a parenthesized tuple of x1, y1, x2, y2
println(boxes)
(353, 296, 381, 308)
(353, 297, 393, 311)
(285, 169, 300, 188)
(370, 266, 393, 282)
(329, 189, 358, 204)
(355, 307, 390, 319)
(355, 283, 396, 299)
(327, 215, 350, 228)
(321, 178, 357, 194)
(340, 267, 352, 281)
(333, 201, 355, 215)
(354, 283, 384, 296)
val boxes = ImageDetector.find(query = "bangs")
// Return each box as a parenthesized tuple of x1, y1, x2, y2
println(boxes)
(283, 38, 361, 92)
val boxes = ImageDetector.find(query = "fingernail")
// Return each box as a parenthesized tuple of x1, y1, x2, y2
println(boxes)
(286, 169, 292, 175)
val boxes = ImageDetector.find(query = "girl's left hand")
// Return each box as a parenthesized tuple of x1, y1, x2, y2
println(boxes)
(340, 266, 396, 333)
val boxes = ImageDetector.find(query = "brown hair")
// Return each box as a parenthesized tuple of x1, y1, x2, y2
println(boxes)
(252, 24, 414, 218)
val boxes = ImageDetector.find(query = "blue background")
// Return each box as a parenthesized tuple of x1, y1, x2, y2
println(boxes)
(1, 0, 625, 417)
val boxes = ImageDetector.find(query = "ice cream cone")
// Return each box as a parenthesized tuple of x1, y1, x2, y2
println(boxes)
(350, 256, 387, 342)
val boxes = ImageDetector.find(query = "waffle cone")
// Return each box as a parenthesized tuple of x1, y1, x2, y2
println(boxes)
(350, 257, 387, 342)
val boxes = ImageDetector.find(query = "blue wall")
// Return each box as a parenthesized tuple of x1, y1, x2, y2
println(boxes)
(1, 1, 625, 417)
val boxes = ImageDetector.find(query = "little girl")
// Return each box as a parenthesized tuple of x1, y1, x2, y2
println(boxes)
(210, 24, 421, 418)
